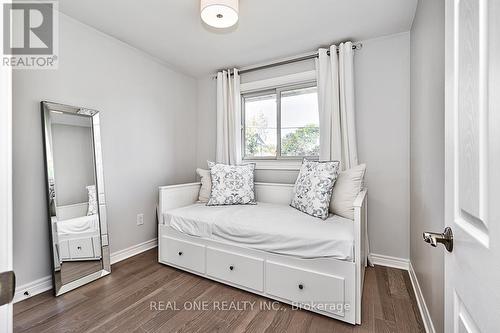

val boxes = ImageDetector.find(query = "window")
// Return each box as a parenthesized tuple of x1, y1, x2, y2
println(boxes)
(242, 83, 319, 159)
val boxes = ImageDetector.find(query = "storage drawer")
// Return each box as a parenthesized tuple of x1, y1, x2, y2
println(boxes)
(161, 237, 205, 274)
(206, 247, 264, 292)
(69, 238, 94, 259)
(265, 261, 345, 316)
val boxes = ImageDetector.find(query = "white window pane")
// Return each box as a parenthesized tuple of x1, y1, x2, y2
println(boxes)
(280, 86, 319, 157)
(244, 93, 277, 157)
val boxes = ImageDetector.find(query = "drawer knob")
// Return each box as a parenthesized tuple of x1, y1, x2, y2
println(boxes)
(229, 265, 234, 271)
(178, 251, 183, 256)
(298, 284, 304, 290)
(77, 246, 82, 250)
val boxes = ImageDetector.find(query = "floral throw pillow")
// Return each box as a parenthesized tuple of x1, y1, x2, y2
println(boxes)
(86, 185, 98, 216)
(207, 162, 256, 206)
(290, 159, 340, 219)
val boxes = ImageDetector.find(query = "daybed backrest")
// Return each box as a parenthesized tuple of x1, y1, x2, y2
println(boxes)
(254, 182, 294, 205)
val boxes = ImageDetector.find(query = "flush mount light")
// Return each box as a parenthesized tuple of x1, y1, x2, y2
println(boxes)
(200, 0, 239, 29)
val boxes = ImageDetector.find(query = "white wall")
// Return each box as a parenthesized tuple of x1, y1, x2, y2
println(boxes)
(196, 32, 411, 260)
(13, 14, 198, 286)
(356, 32, 410, 259)
(410, 0, 445, 332)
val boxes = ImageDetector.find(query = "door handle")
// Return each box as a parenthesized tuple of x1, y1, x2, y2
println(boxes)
(0, 271, 16, 306)
(423, 227, 453, 252)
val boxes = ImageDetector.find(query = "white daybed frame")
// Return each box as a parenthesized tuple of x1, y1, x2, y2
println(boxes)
(158, 182, 367, 325)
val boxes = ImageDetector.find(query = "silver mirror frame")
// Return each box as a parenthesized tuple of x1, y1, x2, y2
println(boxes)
(41, 101, 110, 296)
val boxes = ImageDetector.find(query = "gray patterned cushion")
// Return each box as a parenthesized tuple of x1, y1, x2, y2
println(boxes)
(207, 162, 256, 206)
(86, 185, 98, 216)
(290, 159, 340, 219)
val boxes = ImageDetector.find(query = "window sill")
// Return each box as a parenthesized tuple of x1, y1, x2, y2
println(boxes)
(244, 159, 303, 171)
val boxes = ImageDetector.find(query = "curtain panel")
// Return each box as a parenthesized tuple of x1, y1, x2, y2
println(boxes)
(316, 42, 358, 170)
(316, 42, 371, 265)
(216, 69, 241, 165)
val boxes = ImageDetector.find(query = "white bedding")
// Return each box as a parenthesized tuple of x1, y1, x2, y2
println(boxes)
(57, 214, 99, 235)
(164, 202, 355, 261)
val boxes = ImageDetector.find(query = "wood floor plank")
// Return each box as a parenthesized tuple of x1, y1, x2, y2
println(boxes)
(167, 284, 244, 333)
(362, 266, 384, 320)
(392, 297, 426, 333)
(374, 318, 398, 333)
(306, 313, 338, 332)
(220, 295, 263, 333)
(14, 291, 89, 332)
(34, 266, 172, 332)
(284, 308, 314, 333)
(402, 270, 426, 330)
(242, 304, 278, 333)
(353, 301, 373, 332)
(387, 268, 411, 299)
(90, 284, 173, 332)
(13, 291, 55, 315)
(141, 279, 220, 332)
(14, 249, 425, 333)
(20, 259, 170, 332)
(101, 274, 208, 332)
(374, 266, 396, 322)
(263, 302, 294, 333)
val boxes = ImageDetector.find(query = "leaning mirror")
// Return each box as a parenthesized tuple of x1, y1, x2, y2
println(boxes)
(41, 101, 110, 296)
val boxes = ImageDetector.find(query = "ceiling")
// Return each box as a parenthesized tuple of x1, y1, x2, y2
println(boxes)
(58, 0, 418, 78)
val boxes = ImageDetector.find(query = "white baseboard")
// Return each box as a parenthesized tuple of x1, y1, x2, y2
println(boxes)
(370, 253, 410, 270)
(13, 238, 158, 303)
(408, 262, 436, 333)
(12, 275, 53, 303)
(110, 238, 157, 265)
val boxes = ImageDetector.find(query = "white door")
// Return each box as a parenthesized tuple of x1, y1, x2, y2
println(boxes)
(0, 0, 14, 330)
(444, 0, 500, 332)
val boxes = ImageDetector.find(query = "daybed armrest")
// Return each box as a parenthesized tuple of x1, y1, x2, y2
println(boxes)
(353, 188, 367, 324)
(158, 182, 201, 225)
(353, 188, 367, 208)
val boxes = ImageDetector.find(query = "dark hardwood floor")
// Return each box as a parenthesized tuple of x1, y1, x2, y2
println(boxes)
(14, 249, 425, 332)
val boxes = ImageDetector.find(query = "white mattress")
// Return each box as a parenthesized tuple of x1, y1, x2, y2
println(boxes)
(164, 203, 355, 261)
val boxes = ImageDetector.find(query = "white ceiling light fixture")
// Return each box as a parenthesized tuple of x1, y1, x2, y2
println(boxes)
(200, 0, 239, 29)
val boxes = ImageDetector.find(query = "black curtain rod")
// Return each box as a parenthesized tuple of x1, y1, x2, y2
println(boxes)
(215, 43, 361, 77)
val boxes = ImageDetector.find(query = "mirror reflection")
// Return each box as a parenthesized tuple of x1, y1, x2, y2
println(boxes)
(43, 102, 110, 295)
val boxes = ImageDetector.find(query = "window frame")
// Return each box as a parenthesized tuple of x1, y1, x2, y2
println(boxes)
(241, 81, 319, 161)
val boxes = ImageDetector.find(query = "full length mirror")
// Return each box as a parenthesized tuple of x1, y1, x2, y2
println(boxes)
(42, 101, 110, 296)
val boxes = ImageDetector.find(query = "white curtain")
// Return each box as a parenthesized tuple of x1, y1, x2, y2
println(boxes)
(316, 42, 372, 265)
(316, 42, 358, 170)
(216, 69, 241, 165)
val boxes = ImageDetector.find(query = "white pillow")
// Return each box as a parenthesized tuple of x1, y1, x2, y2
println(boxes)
(196, 168, 211, 203)
(329, 163, 366, 220)
(290, 159, 340, 220)
(207, 162, 256, 206)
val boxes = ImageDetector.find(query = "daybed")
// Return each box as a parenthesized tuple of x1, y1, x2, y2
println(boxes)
(158, 182, 367, 324)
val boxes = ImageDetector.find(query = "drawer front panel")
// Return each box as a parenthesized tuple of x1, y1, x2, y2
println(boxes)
(266, 261, 345, 316)
(69, 238, 94, 258)
(206, 247, 264, 292)
(161, 236, 205, 274)
(59, 240, 70, 259)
